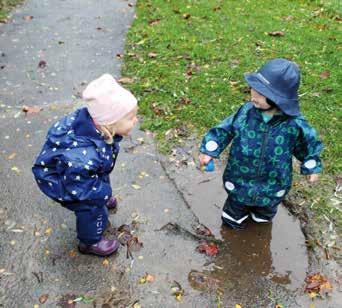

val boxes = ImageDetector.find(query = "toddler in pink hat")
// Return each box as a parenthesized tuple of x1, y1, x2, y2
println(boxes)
(32, 74, 138, 256)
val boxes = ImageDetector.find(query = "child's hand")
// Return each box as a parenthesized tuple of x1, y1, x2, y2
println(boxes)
(199, 153, 213, 167)
(306, 174, 319, 183)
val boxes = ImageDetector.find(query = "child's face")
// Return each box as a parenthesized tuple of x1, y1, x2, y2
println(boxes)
(113, 106, 138, 136)
(250, 88, 272, 110)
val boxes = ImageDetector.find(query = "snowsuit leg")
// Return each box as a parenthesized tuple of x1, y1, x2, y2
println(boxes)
(63, 203, 109, 245)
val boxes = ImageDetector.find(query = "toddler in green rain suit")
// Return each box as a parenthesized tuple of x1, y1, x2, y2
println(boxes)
(199, 58, 323, 229)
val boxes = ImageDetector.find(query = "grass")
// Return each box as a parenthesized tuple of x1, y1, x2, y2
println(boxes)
(0, 0, 23, 21)
(123, 0, 342, 233)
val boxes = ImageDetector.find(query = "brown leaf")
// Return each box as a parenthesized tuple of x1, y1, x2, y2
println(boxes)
(23, 16, 34, 21)
(178, 97, 191, 106)
(149, 19, 161, 26)
(151, 103, 165, 116)
(195, 224, 213, 237)
(8, 153, 17, 160)
(183, 13, 191, 19)
(128, 3, 134, 7)
(305, 273, 333, 294)
(39, 294, 49, 304)
(118, 77, 134, 84)
(320, 71, 330, 79)
(22, 105, 43, 114)
(116, 53, 124, 59)
(38, 60, 47, 69)
(315, 24, 328, 30)
(267, 31, 285, 37)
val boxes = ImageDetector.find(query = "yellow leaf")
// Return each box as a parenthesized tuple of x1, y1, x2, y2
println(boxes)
(132, 184, 141, 190)
(139, 276, 147, 284)
(11, 166, 21, 174)
(103, 258, 109, 266)
(44, 228, 53, 236)
(176, 293, 183, 301)
(236, 305, 242, 308)
(133, 303, 141, 308)
(309, 292, 318, 298)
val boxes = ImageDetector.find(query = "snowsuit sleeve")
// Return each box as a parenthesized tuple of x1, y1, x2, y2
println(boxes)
(293, 119, 323, 175)
(56, 153, 112, 206)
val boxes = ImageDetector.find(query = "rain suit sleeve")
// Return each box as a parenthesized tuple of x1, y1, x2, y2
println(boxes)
(199, 103, 249, 157)
(293, 119, 323, 175)
(56, 153, 112, 206)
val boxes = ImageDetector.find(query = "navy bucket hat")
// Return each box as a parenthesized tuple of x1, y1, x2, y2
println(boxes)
(244, 58, 301, 116)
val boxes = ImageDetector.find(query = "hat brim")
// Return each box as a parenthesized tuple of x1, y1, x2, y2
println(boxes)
(244, 73, 301, 116)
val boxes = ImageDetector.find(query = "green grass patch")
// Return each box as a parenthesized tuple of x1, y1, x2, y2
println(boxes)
(123, 1, 342, 229)
(0, 0, 23, 21)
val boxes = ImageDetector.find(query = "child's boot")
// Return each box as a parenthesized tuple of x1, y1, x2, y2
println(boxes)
(106, 196, 117, 210)
(78, 237, 120, 256)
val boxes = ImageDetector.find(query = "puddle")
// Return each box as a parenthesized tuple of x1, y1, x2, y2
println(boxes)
(172, 167, 309, 304)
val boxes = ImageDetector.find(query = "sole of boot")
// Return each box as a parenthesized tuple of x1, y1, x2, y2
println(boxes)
(78, 245, 119, 257)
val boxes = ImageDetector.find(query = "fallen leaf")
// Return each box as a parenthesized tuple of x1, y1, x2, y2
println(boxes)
(305, 273, 333, 296)
(69, 250, 77, 258)
(148, 52, 158, 58)
(103, 258, 109, 266)
(133, 303, 141, 308)
(171, 281, 184, 301)
(45, 228, 53, 236)
(267, 31, 285, 37)
(236, 305, 242, 308)
(22, 105, 43, 114)
(183, 13, 191, 19)
(196, 224, 213, 237)
(131, 184, 141, 190)
(8, 153, 17, 160)
(320, 71, 330, 79)
(149, 19, 160, 26)
(146, 274, 155, 282)
(197, 240, 219, 257)
(11, 166, 21, 174)
(116, 53, 124, 59)
(118, 77, 134, 84)
(39, 294, 49, 304)
(23, 15, 34, 21)
(38, 60, 47, 69)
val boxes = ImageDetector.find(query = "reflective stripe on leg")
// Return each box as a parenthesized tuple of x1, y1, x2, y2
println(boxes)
(222, 211, 249, 224)
(250, 212, 269, 223)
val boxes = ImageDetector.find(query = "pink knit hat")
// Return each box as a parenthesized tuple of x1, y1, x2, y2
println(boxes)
(82, 74, 137, 125)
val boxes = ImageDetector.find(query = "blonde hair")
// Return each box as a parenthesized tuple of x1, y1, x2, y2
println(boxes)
(98, 124, 116, 144)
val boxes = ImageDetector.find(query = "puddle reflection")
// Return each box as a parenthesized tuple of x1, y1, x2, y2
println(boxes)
(189, 206, 308, 296)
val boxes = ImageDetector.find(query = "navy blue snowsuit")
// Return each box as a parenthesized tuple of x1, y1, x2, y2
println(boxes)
(32, 108, 121, 244)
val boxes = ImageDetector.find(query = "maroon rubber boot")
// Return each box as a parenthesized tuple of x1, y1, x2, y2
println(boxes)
(78, 238, 120, 256)
(106, 196, 118, 210)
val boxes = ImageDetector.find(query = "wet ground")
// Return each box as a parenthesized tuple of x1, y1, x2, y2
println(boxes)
(0, 0, 341, 307)
(164, 148, 342, 307)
